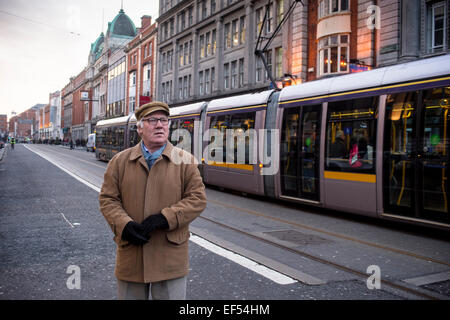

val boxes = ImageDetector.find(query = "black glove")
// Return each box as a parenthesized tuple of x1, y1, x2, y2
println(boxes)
(142, 213, 169, 236)
(121, 221, 149, 245)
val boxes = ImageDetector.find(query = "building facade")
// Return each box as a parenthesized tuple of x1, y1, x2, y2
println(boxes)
(156, 0, 292, 106)
(71, 69, 91, 144)
(156, 0, 449, 107)
(125, 15, 158, 114)
(61, 81, 73, 142)
(38, 91, 62, 140)
(87, 8, 137, 121)
(9, 107, 39, 141)
(0, 114, 7, 141)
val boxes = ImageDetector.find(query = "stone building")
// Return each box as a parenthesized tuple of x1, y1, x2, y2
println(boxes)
(156, 0, 449, 106)
(156, 0, 291, 106)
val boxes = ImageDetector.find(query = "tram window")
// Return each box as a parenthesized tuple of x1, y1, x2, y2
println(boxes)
(129, 125, 140, 148)
(422, 87, 450, 157)
(208, 112, 256, 164)
(118, 127, 125, 149)
(170, 118, 195, 153)
(111, 127, 118, 147)
(326, 96, 378, 173)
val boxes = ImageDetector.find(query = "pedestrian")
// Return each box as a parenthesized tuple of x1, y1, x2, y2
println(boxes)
(69, 139, 74, 150)
(99, 101, 207, 300)
(330, 130, 346, 158)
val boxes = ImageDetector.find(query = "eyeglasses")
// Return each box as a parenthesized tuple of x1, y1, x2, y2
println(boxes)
(141, 117, 170, 126)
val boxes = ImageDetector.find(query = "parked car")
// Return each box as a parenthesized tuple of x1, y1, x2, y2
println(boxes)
(86, 133, 95, 152)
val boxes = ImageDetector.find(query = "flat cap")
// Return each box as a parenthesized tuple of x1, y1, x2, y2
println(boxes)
(135, 101, 170, 121)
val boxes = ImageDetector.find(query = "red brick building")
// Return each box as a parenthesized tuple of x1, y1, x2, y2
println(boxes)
(71, 69, 92, 143)
(9, 108, 38, 140)
(0, 114, 7, 137)
(125, 15, 157, 113)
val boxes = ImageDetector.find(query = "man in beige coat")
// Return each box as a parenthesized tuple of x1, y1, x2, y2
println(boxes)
(99, 101, 207, 300)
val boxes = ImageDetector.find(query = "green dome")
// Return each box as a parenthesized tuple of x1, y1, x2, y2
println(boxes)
(90, 32, 104, 54)
(107, 9, 136, 38)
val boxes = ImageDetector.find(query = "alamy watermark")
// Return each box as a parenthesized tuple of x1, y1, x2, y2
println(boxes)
(367, 5, 381, 30)
(366, 265, 381, 290)
(66, 265, 81, 290)
(170, 123, 280, 176)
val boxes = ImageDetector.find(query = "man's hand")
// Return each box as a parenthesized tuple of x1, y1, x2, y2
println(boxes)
(121, 221, 150, 245)
(142, 213, 169, 236)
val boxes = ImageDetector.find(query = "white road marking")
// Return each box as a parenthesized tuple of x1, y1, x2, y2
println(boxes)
(60, 213, 74, 228)
(190, 234, 297, 285)
(24, 144, 298, 285)
(23, 145, 101, 192)
(403, 271, 450, 286)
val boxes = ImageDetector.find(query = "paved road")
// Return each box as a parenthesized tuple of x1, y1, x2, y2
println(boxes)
(1, 144, 449, 303)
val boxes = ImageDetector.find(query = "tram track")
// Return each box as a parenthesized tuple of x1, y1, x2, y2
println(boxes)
(197, 214, 443, 300)
(207, 198, 450, 268)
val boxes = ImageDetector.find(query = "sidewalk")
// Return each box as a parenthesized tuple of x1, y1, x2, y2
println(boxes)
(0, 145, 7, 161)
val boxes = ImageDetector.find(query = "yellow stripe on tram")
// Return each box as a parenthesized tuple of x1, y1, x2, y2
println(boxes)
(207, 161, 254, 171)
(324, 171, 376, 183)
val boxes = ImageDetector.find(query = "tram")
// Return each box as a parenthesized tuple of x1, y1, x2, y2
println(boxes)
(95, 114, 139, 161)
(95, 54, 450, 230)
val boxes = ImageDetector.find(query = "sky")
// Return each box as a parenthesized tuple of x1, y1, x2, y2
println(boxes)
(0, 0, 159, 118)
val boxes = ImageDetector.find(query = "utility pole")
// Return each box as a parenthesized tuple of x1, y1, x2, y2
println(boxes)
(255, 0, 304, 90)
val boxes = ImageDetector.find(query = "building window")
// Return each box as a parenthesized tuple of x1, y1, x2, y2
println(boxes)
(319, 0, 349, 19)
(162, 52, 167, 73)
(232, 19, 239, 47)
(143, 64, 151, 96)
(211, 67, 215, 92)
(239, 58, 244, 87)
(200, 35, 205, 58)
(225, 23, 231, 49)
(167, 50, 173, 71)
(318, 34, 349, 76)
(170, 17, 175, 36)
(224, 63, 230, 89)
(205, 69, 210, 95)
(184, 43, 189, 65)
(130, 71, 136, 87)
(199, 71, 204, 95)
(240, 16, 246, 44)
(183, 75, 188, 98)
(266, 2, 273, 34)
(212, 29, 217, 54)
(427, 1, 447, 53)
(188, 7, 193, 26)
(206, 32, 211, 56)
(275, 47, 283, 78)
(179, 77, 183, 100)
(179, 44, 184, 66)
(256, 57, 263, 82)
(256, 7, 263, 36)
(231, 60, 237, 89)
(277, 0, 284, 23)
(129, 96, 135, 113)
(265, 49, 272, 80)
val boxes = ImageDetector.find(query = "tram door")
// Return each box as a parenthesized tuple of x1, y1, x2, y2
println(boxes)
(280, 105, 321, 201)
(384, 87, 450, 224)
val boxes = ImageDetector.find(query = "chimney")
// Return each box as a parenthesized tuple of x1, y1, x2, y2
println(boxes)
(141, 15, 152, 30)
